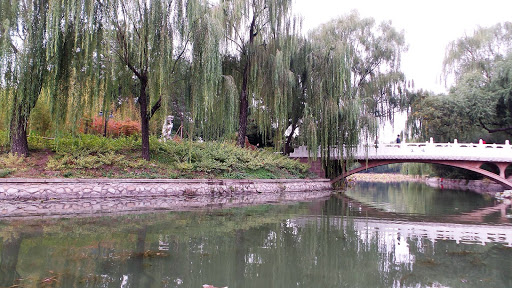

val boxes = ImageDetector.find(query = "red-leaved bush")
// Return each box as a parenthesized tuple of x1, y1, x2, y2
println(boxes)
(85, 116, 141, 137)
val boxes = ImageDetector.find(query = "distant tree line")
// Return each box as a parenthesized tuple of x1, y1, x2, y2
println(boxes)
(406, 22, 512, 179)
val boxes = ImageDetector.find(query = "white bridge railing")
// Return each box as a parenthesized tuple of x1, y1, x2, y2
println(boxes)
(290, 139, 512, 162)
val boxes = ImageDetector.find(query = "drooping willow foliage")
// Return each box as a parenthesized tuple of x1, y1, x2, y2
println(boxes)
(1, 0, 225, 159)
(1, 1, 407, 173)
(304, 12, 407, 174)
(443, 22, 512, 85)
(217, 0, 298, 148)
(0, 0, 49, 155)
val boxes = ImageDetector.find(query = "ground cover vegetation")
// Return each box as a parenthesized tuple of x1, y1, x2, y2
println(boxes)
(405, 22, 512, 179)
(0, 0, 408, 178)
(0, 131, 310, 178)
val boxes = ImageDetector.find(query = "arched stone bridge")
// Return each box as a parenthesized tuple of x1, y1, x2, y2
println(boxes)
(290, 140, 512, 189)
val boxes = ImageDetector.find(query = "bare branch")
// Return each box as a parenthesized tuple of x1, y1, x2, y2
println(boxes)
(148, 95, 162, 120)
(225, 34, 244, 52)
(113, 22, 143, 80)
(479, 118, 512, 134)
(171, 31, 191, 74)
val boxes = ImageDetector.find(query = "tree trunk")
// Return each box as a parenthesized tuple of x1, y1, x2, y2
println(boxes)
(237, 15, 256, 147)
(103, 116, 108, 137)
(237, 66, 250, 147)
(9, 110, 29, 157)
(139, 76, 150, 161)
(283, 121, 297, 155)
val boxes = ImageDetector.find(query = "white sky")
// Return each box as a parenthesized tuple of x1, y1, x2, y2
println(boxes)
(294, 0, 512, 94)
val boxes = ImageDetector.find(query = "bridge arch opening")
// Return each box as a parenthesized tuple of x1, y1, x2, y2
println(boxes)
(480, 163, 500, 176)
(330, 160, 512, 189)
(506, 165, 512, 179)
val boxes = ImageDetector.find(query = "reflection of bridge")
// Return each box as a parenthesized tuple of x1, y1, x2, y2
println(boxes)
(297, 195, 512, 247)
(295, 215, 512, 247)
(290, 140, 512, 188)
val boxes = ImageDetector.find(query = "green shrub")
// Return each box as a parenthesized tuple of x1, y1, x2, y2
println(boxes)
(50, 134, 141, 154)
(0, 153, 24, 168)
(245, 168, 276, 179)
(0, 168, 15, 177)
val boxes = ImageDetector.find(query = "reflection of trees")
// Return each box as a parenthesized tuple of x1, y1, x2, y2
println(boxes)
(1, 196, 512, 287)
(0, 234, 22, 287)
(401, 237, 512, 287)
(0, 224, 43, 287)
(234, 229, 246, 288)
(124, 226, 155, 287)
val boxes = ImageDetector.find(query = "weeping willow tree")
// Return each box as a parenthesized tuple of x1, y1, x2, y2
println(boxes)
(43, 0, 109, 138)
(2, 0, 225, 160)
(0, 0, 49, 156)
(187, 4, 230, 140)
(443, 22, 512, 86)
(217, 0, 297, 147)
(100, 0, 224, 160)
(253, 28, 306, 152)
(281, 36, 310, 154)
(304, 12, 407, 175)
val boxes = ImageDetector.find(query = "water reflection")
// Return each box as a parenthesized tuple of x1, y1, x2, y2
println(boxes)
(0, 182, 511, 287)
(344, 181, 496, 216)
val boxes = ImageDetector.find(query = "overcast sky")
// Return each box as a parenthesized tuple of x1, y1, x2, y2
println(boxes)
(294, 0, 512, 94)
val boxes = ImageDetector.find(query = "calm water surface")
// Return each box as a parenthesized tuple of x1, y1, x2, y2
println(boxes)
(1, 181, 512, 288)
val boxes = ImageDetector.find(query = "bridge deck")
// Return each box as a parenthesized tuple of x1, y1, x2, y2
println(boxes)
(290, 141, 512, 163)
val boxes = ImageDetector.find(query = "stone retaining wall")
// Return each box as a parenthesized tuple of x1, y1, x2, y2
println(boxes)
(0, 178, 333, 218)
(0, 178, 332, 201)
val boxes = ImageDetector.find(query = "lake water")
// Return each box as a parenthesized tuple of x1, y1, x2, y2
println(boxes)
(1, 181, 512, 288)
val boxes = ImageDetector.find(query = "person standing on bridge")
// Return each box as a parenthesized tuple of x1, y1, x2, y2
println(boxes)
(396, 135, 401, 144)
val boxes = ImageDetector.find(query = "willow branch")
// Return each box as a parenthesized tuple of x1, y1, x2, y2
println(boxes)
(10, 41, 19, 54)
(0, 27, 19, 54)
(126, 61, 143, 80)
(171, 30, 192, 74)
(148, 95, 162, 120)
(226, 34, 244, 52)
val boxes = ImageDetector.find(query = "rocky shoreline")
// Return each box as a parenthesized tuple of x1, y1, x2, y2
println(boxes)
(424, 177, 504, 195)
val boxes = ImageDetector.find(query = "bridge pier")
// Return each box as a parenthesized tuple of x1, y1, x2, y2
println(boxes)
(497, 163, 510, 179)
(295, 158, 325, 178)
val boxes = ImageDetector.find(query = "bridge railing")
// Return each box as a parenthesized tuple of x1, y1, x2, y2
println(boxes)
(290, 139, 512, 162)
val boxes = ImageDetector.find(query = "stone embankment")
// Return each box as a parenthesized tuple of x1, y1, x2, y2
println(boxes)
(425, 177, 504, 195)
(0, 178, 333, 218)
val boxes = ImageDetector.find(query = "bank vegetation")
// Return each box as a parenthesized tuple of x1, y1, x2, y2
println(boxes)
(0, 132, 311, 179)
